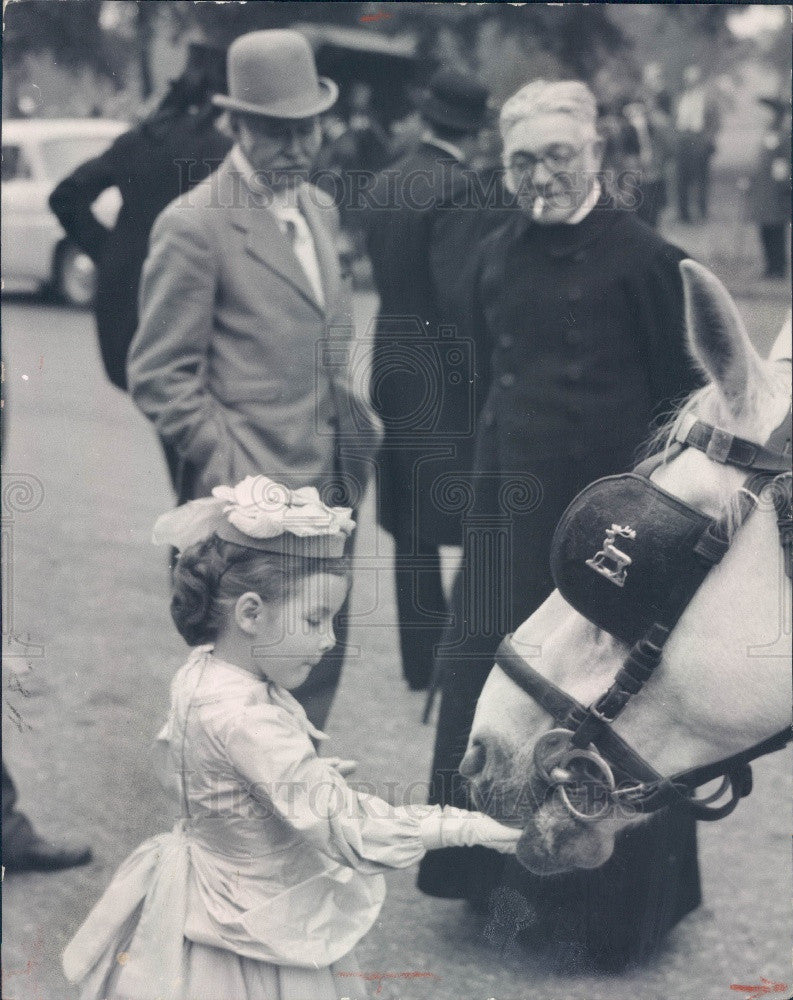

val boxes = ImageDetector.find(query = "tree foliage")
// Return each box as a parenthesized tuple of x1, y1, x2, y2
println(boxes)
(4, 0, 121, 77)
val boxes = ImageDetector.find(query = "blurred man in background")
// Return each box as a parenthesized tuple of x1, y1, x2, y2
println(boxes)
(364, 69, 501, 690)
(622, 95, 674, 228)
(49, 41, 231, 492)
(314, 81, 393, 279)
(747, 95, 791, 280)
(674, 64, 721, 222)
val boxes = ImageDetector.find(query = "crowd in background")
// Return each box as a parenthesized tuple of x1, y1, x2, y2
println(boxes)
(2, 23, 790, 995)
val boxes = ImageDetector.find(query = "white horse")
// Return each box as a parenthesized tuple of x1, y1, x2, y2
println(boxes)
(461, 260, 791, 875)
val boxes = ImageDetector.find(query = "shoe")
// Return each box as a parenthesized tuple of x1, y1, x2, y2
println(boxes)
(3, 834, 93, 872)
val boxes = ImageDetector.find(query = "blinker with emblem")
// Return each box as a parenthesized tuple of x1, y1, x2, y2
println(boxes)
(549, 473, 715, 646)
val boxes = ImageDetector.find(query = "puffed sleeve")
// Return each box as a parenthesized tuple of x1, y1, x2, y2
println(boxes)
(222, 704, 519, 874)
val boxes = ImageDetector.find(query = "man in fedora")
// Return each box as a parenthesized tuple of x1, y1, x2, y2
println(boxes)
(363, 68, 506, 690)
(128, 30, 381, 727)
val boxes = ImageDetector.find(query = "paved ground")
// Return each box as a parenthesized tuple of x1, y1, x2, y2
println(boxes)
(2, 195, 791, 1000)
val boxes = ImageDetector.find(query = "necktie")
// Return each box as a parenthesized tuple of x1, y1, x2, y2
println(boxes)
(280, 210, 324, 307)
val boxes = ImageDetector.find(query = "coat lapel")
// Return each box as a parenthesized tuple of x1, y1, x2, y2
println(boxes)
(223, 164, 324, 315)
(298, 185, 340, 316)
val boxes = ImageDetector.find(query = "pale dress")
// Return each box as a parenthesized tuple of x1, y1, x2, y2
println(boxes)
(62, 647, 442, 1000)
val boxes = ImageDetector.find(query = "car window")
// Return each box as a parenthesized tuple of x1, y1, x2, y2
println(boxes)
(2, 145, 32, 182)
(38, 136, 116, 184)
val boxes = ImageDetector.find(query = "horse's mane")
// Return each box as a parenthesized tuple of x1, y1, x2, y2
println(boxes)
(636, 388, 708, 465)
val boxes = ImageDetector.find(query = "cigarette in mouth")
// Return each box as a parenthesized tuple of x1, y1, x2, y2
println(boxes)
(532, 196, 545, 220)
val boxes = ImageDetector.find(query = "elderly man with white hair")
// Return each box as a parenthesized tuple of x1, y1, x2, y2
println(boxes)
(419, 79, 704, 971)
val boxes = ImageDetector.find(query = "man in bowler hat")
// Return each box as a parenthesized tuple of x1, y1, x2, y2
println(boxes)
(364, 69, 506, 690)
(128, 31, 381, 727)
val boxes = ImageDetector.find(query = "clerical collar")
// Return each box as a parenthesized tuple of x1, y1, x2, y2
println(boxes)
(565, 180, 602, 225)
(421, 131, 466, 162)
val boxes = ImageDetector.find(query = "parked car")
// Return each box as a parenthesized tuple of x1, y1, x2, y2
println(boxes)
(2, 118, 126, 306)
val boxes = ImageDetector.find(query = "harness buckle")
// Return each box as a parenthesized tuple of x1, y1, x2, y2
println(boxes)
(705, 427, 735, 464)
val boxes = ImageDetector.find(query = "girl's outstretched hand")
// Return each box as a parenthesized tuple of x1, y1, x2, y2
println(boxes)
(420, 806, 521, 854)
(324, 757, 358, 777)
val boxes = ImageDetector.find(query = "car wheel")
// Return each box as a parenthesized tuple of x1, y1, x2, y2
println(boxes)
(53, 243, 97, 307)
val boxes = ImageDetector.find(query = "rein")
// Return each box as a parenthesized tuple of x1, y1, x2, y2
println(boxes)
(504, 402, 792, 825)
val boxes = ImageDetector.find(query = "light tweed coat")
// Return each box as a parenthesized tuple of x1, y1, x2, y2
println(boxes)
(128, 152, 381, 501)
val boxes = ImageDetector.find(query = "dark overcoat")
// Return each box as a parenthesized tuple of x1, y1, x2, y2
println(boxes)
(419, 199, 706, 969)
(364, 142, 509, 545)
(48, 110, 231, 389)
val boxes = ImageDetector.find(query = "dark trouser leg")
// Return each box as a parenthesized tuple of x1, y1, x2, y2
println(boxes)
(418, 570, 506, 899)
(394, 532, 448, 690)
(160, 438, 184, 496)
(760, 224, 788, 277)
(2, 760, 37, 853)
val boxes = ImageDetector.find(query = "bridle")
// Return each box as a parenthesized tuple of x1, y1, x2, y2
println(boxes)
(495, 392, 792, 825)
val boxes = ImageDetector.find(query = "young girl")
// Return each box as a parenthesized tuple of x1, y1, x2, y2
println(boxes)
(63, 476, 520, 1000)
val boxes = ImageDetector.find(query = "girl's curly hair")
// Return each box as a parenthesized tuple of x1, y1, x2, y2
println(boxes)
(170, 535, 350, 647)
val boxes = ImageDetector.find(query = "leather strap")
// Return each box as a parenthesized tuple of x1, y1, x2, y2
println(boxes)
(675, 406, 792, 474)
(671, 727, 791, 790)
(495, 409, 791, 823)
(497, 635, 792, 819)
(496, 637, 667, 787)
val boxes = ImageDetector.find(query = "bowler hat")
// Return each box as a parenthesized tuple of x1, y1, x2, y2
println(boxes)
(212, 30, 338, 119)
(421, 68, 490, 134)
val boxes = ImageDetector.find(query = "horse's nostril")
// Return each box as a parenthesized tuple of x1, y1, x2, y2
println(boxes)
(459, 739, 487, 779)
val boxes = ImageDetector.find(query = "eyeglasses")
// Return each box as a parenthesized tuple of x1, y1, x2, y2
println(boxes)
(507, 144, 583, 175)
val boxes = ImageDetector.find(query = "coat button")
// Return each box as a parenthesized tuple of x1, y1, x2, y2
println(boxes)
(499, 372, 516, 389)
(499, 334, 514, 349)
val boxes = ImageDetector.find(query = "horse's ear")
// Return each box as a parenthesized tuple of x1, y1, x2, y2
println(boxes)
(680, 259, 766, 414)
(768, 311, 792, 362)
